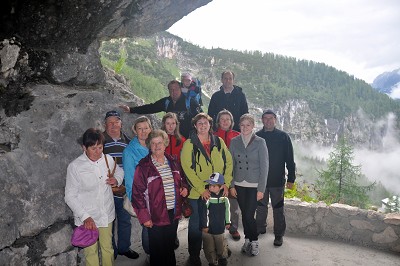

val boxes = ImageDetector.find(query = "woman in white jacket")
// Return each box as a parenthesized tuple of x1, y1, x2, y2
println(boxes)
(65, 128, 124, 266)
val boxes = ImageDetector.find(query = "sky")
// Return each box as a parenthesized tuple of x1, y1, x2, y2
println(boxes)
(168, 0, 400, 84)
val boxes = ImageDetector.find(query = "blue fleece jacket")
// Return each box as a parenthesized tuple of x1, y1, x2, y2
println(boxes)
(122, 136, 149, 199)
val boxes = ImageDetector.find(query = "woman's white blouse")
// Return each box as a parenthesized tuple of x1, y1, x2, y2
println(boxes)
(65, 153, 124, 227)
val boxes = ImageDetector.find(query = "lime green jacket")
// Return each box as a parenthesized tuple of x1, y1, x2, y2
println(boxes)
(181, 133, 233, 200)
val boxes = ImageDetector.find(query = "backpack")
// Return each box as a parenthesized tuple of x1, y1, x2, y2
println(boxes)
(190, 135, 227, 175)
(182, 78, 203, 106)
(165, 78, 202, 112)
(164, 97, 192, 114)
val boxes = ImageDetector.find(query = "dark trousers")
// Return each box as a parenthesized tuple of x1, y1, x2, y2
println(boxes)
(112, 196, 132, 255)
(188, 198, 202, 257)
(148, 209, 178, 266)
(236, 186, 258, 242)
(142, 225, 150, 254)
(256, 186, 286, 236)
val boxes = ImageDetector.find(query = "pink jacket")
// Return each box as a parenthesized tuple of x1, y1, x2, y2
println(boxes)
(131, 153, 188, 226)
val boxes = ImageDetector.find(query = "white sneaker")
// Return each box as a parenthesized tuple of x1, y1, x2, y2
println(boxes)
(241, 238, 250, 253)
(250, 241, 259, 256)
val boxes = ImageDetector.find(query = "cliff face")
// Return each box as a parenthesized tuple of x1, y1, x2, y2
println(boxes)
(0, 1, 211, 264)
(1, 0, 210, 86)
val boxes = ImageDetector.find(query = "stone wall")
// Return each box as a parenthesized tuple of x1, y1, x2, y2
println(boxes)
(284, 199, 400, 253)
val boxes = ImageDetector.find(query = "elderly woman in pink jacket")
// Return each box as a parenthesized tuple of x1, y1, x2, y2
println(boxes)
(131, 130, 188, 266)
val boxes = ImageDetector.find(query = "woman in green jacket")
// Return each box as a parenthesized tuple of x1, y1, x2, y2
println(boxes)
(181, 113, 233, 266)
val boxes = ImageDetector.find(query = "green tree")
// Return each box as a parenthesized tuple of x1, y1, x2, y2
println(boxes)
(316, 138, 375, 208)
(114, 47, 127, 73)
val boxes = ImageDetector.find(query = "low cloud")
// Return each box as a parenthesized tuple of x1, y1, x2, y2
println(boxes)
(296, 113, 400, 195)
(353, 113, 400, 194)
(389, 82, 400, 99)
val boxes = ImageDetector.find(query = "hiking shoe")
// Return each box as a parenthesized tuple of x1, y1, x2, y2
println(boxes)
(230, 230, 241, 241)
(250, 241, 259, 256)
(218, 258, 228, 266)
(241, 239, 250, 254)
(189, 255, 202, 266)
(118, 249, 139, 259)
(274, 236, 283, 246)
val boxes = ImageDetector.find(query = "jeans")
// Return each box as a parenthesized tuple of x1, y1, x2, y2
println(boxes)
(188, 198, 202, 257)
(236, 186, 258, 242)
(112, 196, 132, 255)
(256, 186, 286, 236)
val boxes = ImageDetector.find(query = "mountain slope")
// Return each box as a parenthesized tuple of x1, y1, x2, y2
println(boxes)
(100, 32, 400, 145)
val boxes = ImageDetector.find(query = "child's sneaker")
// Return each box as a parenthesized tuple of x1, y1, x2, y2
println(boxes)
(250, 241, 259, 256)
(241, 238, 250, 254)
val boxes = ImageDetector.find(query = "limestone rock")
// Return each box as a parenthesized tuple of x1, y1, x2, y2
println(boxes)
(330, 203, 360, 216)
(384, 213, 400, 225)
(43, 225, 72, 257)
(350, 219, 375, 231)
(0, 39, 20, 72)
(43, 250, 78, 266)
(0, 0, 212, 85)
(372, 226, 399, 244)
(0, 69, 156, 263)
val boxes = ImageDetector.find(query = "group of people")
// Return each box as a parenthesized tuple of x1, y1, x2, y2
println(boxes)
(64, 71, 296, 266)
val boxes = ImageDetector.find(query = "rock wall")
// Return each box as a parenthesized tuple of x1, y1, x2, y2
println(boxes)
(0, 0, 211, 86)
(284, 199, 400, 253)
(0, 69, 158, 265)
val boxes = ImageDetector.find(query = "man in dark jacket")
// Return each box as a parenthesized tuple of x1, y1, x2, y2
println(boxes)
(255, 109, 296, 247)
(120, 80, 201, 138)
(208, 71, 248, 132)
(102, 110, 139, 260)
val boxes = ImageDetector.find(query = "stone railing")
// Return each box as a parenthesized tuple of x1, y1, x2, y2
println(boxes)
(282, 199, 400, 252)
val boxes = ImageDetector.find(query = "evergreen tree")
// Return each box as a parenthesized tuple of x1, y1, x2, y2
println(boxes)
(316, 138, 375, 208)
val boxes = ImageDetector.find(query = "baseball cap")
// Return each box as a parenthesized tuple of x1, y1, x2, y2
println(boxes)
(205, 172, 225, 185)
(105, 110, 121, 120)
(262, 109, 277, 118)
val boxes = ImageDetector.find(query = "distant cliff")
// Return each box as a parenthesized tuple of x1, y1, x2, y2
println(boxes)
(372, 68, 400, 99)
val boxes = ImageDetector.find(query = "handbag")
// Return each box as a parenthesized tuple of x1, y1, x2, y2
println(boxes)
(104, 155, 126, 197)
(71, 225, 99, 248)
(123, 194, 137, 217)
(182, 198, 193, 218)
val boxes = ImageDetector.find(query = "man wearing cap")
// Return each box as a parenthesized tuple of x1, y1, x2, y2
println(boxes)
(103, 110, 139, 260)
(119, 80, 201, 138)
(208, 71, 248, 132)
(199, 173, 231, 266)
(255, 109, 296, 247)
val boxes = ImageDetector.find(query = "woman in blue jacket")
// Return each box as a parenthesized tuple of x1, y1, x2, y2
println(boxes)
(122, 116, 152, 256)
